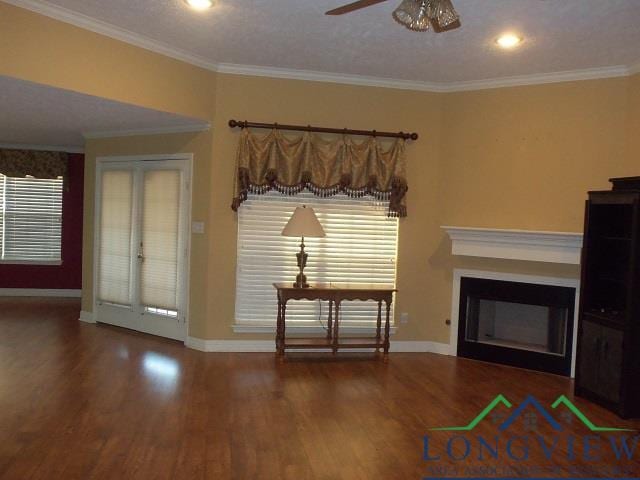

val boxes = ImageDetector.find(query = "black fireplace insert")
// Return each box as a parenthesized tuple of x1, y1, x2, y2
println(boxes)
(457, 277, 576, 376)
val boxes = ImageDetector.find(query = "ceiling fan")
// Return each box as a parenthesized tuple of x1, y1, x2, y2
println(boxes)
(326, 0, 461, 33)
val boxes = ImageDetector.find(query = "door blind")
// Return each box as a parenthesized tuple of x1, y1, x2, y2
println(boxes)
(140, 169, 181, 311)
(0, 174, 62, 262)
(235, 191, 398, 327)
(98, 170, 133, 306)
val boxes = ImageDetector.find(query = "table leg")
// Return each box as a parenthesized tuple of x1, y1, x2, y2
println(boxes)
(332, 301, 340, 355)
(276, 298, 282, 355)
(327, 300, 333, 340)
(280, 301, 287, 358)
(383, 301, 391, 358)
(376, 300, 382, 353)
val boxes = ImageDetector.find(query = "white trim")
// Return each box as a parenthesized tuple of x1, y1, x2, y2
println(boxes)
(449, 269, 580, 378)
(232, 323, 397, 335)
(0, 288, 81, 297)
(217, 63, 449, 92)
(218, 63, 635, 93)
(5, 0, 640, 93)
(390, 341, 452, 355)
(185, 337, 451, 354)
(442, 226, 583, 265)
(3, 0, 218, 72)
(79, 310, 96, 323)
(442, 65, 630, 92)
(0, 143, 83, 153)
(0, 259, 62, 266)
(93, 153, 193, 341)
(83, 124, 210, 139)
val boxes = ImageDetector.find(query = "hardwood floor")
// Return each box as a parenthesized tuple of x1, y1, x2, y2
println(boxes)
(1, 297, 639, 479)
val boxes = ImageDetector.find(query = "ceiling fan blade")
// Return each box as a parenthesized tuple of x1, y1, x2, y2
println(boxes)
(325, 0, 389, 15)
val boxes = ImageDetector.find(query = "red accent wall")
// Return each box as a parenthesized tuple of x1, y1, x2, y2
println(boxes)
(0, 153, 84, 289)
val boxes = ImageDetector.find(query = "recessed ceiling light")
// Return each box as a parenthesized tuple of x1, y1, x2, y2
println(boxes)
(185, 0, 214, 10)
(496, 33, 523, 49)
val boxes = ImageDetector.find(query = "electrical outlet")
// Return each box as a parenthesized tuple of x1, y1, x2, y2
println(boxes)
(192, 221, 205, 234)
(400, 312, 409, 324)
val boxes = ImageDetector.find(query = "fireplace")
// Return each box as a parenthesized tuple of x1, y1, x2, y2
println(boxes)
(456, 275, 577, 376)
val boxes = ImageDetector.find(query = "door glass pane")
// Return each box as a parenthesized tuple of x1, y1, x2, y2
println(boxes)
(140, 169, 180, 311)
(98, 170, 133, 305)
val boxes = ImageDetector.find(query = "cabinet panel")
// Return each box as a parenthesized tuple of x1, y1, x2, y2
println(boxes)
(577, 320, 601, 395)
(597, 325, 623, 404)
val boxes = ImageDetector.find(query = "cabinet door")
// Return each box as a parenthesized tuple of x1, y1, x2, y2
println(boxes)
(577, 319, 602, 394)
(597, 325, 624, 404)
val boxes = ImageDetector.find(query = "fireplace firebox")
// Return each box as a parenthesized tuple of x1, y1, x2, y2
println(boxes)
(457, 277, 576, 376)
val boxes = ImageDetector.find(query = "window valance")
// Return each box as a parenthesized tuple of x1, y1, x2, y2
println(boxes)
(0, 149, 68, 179)
(231, 129, 408, 217)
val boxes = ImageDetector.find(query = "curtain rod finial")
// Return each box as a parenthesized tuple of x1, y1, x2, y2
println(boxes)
(228, 119, 238, 128)
(410, 133, 419, 141)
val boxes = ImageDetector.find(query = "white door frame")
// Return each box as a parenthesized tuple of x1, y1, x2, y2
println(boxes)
(93, 153, 193, 341)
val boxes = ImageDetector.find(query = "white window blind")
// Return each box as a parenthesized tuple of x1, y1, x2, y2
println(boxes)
(235, 191, 398, 327)
(98, 170, 133, 306)
(140, 169, 181, 311)
(0, 174, 63, 263)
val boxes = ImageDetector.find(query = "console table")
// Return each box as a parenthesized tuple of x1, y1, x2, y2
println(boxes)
(273, 283, 396, 358)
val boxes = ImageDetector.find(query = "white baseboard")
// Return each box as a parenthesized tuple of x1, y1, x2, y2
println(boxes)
(390, 341, 452, 355)
(0, 288, 81, 298)
(79, 310, 96, 324)
(185, 337, 452, 355)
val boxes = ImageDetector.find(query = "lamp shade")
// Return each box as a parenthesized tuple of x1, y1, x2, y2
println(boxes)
(281, 205, 326, 238)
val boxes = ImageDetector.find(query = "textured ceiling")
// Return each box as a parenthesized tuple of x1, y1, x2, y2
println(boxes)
(29, 0, 640, 83)
(0, 76, 207, 147)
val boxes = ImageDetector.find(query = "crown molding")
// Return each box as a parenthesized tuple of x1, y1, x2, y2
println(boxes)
(439, 65, 631, 92)
(5, 0, 640, 93)
(83, 123, 211, 139)
(3, 0, 218, 72)
(217, 63, 449, 92)
(0, 142, 84, 153)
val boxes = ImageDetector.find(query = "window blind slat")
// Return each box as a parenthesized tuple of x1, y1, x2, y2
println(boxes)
(235, 192, 398, 326)
(0, 174, 62, 262)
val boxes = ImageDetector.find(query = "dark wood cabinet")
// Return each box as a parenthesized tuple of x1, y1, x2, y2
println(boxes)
(575, 177, 640, 418)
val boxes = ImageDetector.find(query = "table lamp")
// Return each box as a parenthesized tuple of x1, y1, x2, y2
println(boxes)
(281, 205, 326, 288)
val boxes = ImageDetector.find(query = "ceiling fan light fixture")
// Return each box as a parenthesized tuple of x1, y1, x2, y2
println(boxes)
(431, 0, 459, 28)
(392, 0, 431, 32)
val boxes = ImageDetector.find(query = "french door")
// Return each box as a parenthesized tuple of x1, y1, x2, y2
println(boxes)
(95, 156, 191, 341)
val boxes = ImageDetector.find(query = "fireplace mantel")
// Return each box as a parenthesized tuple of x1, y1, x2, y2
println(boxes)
(442, 226, 583, 264)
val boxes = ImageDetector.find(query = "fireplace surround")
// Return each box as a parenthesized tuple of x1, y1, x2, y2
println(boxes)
(450, 270, 580, 377)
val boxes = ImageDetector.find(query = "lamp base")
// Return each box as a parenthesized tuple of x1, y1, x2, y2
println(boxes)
(293, 273, 309, 289)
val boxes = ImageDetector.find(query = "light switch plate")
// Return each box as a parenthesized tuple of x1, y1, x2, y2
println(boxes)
(400, 312, 409, 324)
(192, 221, 205, 234)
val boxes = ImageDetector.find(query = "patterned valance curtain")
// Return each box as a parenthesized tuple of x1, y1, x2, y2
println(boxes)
(0, 149, 68, 179)
(231, 129, 408, 217)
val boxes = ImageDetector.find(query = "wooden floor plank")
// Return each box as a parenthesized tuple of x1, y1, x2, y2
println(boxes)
(1, 297, 639, 479)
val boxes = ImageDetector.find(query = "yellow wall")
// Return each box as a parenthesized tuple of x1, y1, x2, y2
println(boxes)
(629, 74, 640, 163)
(0, 2, 216, 120)
(5, 4, 640, 345)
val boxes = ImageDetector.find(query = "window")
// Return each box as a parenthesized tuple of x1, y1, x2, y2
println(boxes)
(235, 191, 398, 328)
(0, 174, 63, 263)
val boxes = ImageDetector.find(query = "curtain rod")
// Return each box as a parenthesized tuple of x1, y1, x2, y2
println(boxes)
(228, 119, 418, 140)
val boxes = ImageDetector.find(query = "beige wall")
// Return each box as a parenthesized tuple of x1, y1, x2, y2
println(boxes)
(0, 3, 216, 120)
(206, 74, 444, 340)
(628, 74, 640, 163)
(6, 4, 640, 345)
(79, 74, 640, 344)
